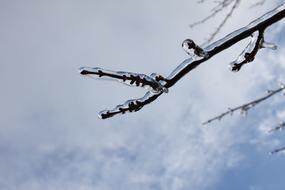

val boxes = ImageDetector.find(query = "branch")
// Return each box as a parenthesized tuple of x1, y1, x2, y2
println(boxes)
(270, 146, 285, 155)
(190, 0, 241, 43)
(98, 92, 161, 119)
(79, 67, 168, 94)
(229, 29, 277, 72)
(268, 121, 285, 155)
(268, 121, 285, 133)
(250, 0, 267, 9)
(202, 84, 285, 125)
(80, 3, 285, 119)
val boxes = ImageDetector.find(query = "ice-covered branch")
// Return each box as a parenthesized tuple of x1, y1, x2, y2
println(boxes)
(268, 121, 285, 133)
(229, 29, 277, 72)
(79, 67, 168, 94)
(250, 0, 267, 8)
(270, 146, 285, 155)
(203, 85, 285, 125)
(268, 121, 285, 155)
(166, 3, 285, 87)
(98, 92, 161, 119)
(80, 3, 285, 119)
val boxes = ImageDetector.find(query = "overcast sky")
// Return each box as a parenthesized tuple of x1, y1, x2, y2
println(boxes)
(1, 0, 285, 190)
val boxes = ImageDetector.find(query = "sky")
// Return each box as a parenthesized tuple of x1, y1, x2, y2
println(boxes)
(1, 0, 285, 190)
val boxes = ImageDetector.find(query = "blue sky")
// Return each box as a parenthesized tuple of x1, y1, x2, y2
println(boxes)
(1, 0, 285, 190)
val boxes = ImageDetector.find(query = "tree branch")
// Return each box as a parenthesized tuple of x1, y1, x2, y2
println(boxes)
(80, 3, 285, 119)
(202, 85, 285, 125)
(270, 146, 285, 155)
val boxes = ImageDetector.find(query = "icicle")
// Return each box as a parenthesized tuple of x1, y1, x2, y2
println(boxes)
(79, 67, 167, 94)
(182, 39, 209, 58)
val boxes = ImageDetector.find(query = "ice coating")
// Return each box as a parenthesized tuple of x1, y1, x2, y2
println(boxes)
(270, 146, 285, 155)
(166, 56, 203, 80)
(167, 3, 285, 80)
(268, 122, 285, 133)
(78, 3, 285, 119)
(205, 3, 285, 52)
(79, 67, 167, 94)
(203, 85, 285, 125)
(229, 31, 260, 72)
(98, 91, 159, 119)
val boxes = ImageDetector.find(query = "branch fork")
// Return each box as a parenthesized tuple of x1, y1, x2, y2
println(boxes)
(79, 67, 168, 119)
(79, 3, 285, 119)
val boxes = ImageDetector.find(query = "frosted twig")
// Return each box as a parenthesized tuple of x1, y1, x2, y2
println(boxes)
(229, 30, 263, 71)
(203, 85, 285, 125)
(80, 3, 285, 119)
(268, 122, 285, 133)
(99, 92, 161, 119)
(229, 29, 277, 72)
(207, 0, 241, 43)
(190, 0, 241, 43)
(79, 67, 168, 94)
(250, 0, 266, 8)
(270, 146, 285, 155)
(190, 0, 236, 28)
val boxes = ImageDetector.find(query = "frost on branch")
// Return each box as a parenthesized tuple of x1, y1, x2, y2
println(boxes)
(203, 85, 285, 125)
(229, 30, 277, 72)
(79, 67, 168, 119)
(268, 122, 285, 133)
(79, 67, 168, 94)
(229, 31, 261, 72)
(270, 146, 285, 155)
(98, 91, 160, 119)
(268, 121, 285, 155)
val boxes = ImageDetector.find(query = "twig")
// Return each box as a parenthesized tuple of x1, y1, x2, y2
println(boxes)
(268, 122, 285, 133)
(202, 85, 285, 125)
(206, 0, 241, 43)
(270, 146, 285, 154)
(250, 0, 267, 9)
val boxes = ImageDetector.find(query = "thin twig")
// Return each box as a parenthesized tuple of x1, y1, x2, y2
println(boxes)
(206, 0, 241, 43)
(203, 85, 285, 125)
(270, 146, 285, 154)
(268, 122, 285, 133)
(250, 0, 267, 9)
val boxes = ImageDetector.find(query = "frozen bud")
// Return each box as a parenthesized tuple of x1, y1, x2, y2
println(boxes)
(182, 39, 208, 58)
(229, 62, 242, 72)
